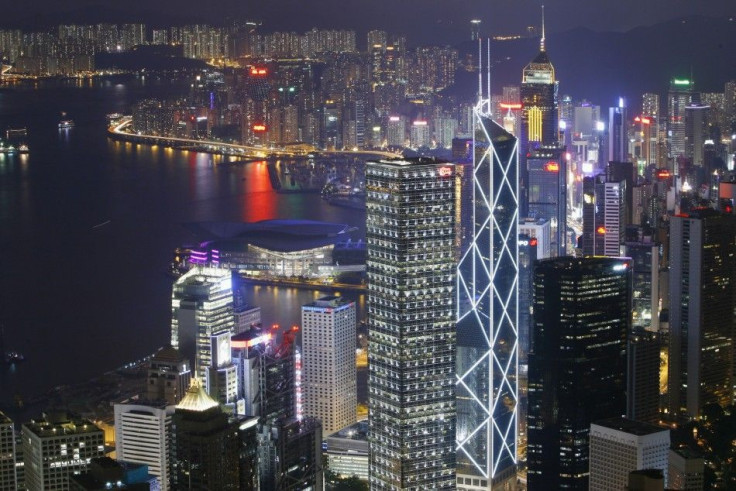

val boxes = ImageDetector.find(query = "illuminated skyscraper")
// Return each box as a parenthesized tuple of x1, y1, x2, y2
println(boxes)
(668, 209, 736, 419)
(0, 412, 16, 490)
(527, 257, 631, 490)
(456, 94, 519, 487)
(527, 146, 566, 256)
(302, 295, 357, 436)
(367, 158, 457, 489)
(170, 266, 235, 379)
(668, 78, 694, 160)
(520, 7, 558, 216)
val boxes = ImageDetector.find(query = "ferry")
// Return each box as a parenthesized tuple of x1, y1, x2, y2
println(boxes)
(59, 120, 75, 129)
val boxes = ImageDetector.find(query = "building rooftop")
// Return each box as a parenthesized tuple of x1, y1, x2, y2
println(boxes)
(176, 379, 219, 413)
(185, 219, 354, 253)
(304, 295, 353, 309)
(23, 413, 102, 438)
(592, 417, 668, 436)
(151, 346, 186, 364)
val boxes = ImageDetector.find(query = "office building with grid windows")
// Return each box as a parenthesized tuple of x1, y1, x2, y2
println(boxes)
(367, 157, 457, 489)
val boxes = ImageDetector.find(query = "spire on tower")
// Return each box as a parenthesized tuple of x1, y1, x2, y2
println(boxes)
(541, 4, 546, 52)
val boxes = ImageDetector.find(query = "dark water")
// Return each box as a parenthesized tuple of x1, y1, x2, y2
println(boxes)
(0, 76, 366, 409)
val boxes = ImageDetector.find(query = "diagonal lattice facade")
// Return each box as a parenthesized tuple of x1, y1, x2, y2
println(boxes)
(456, 100, 519, 483)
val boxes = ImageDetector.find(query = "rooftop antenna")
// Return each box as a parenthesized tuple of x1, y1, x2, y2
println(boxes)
(487, 38, 491, 103)
(541, 4, 546, 52)
(478, 37, 483, 104)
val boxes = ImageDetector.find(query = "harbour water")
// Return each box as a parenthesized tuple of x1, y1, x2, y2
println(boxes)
(0, 76, 366, 412)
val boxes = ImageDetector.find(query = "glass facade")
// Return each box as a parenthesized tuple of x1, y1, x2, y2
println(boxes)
(527, 257, 631, 490)
(367, 158, 457, 489)
(456, 105, 519, 483)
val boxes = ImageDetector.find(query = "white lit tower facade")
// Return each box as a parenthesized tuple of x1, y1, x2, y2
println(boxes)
(367, 157, 457, 489)
(456, 48, 520, 487)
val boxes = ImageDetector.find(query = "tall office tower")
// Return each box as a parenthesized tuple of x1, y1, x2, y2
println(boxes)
(114, 402, 174, 490)
(724, 80, 736, 130)
(582, 175, 625, 257)
(607, 160, 635, 228)
(409, 120, 430, 149)
(270, 417, 324, 490)
(609, 99, 628, 163)
(520, 9, 558, 216)
(204, 332, 241, 413)
(367, 157, 457, 489)
(147, 346, 191, 405)
(668, 209, 736, 419)
(170, 266, 235, 379)
(22, 413, 105, 490)
(685, 103, 709, 166)
(627, 328, 661, 424)
(589, 418, 670, 491)
(386, 116, 405, 147)
(470, 19, 481, 41)
(301, 295, 356, 436)
(231, 327, 297, 487)
(232, 327, 296, 422)
(625, 235, 660, 332)
(519, 217, 551, 260)
(642, 93, 660, 120)
(0, 412, 16, 489)
(456, 102, 519, 488)
(518, 234, 538, 369)
(171, 380, 253, 489)
(527, 257, 631, 490)
(637, 113, 659, 166)
(668, 78, 695, 159)
(527, 146, 566, 255)
(668, 448, 705, 490)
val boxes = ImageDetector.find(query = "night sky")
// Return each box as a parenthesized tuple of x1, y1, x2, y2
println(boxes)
(3, 0, 734, 44)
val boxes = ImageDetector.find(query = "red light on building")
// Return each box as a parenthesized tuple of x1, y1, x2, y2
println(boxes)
(725, 204, 733, 214)
(250, 67, 268, 76)
(252, 124, 267, 132)
(634, 116, 641, 122)
(656, 170, 671, 179)
(641, 117, 651, 125)
(529, 238, 538, 246)
(544, 161, 559, 172)
(500, 102, 522, 110)
(438, 166, 453, 177)
(596, 226, 606, 234)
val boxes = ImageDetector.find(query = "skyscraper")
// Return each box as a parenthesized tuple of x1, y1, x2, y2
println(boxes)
(668, 209, 736, 419)
(627, 328, 661, 425)
(527, 257, 631, 490)
(609, 99, 628, 163)
(520, 8, 558, 216)
(589, 418, 670, 491)
(114, 402, 174, 490)
(367, 157, 456, 489)
(527, 146, 566, 256)
(302, 295, 356, 436)
(22, 413, 105, 490)
(582, 174, 625, 257)
(171, 380, 254, 489)
(668, 78, 694, 160)
(0, 412, 16, 490)
(456, 102, 519, 487)
(170, 266, 235, 379)
(147, 346, 192, 406)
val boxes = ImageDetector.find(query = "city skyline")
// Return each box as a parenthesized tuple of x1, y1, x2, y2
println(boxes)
(2, 0, 734, 38)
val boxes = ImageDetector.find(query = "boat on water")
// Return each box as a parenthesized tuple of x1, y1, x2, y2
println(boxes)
(59, 120, 75, 129)
(5, 351, 25, 364)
